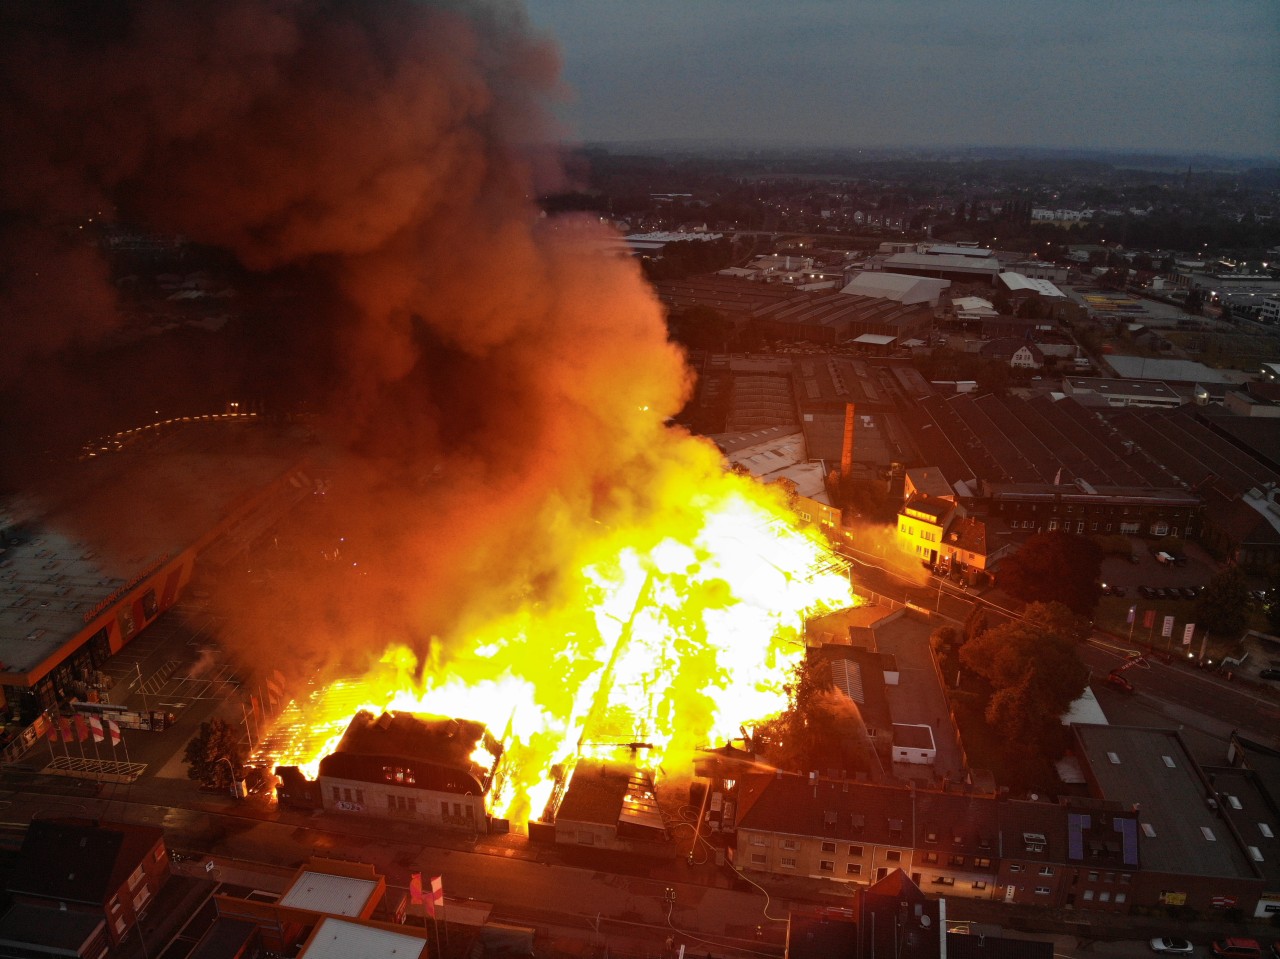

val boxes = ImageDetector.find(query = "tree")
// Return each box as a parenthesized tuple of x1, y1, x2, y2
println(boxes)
(184, 718, 244, 789)
(959, 609, 1088, 757)
(1194, 566, 1251, 640)
(1022, 600, 1092, 645)
(996, 531, 1103, 615)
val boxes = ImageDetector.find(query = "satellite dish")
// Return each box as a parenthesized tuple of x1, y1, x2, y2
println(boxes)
(920, 916, 932, 927)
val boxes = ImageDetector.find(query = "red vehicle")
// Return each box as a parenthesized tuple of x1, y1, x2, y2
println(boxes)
(1105, 671, 1135, 693)
(1212, 939, 1261, 959)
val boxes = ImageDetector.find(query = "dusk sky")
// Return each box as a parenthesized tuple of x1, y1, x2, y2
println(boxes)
(525, 1, 1280, 157)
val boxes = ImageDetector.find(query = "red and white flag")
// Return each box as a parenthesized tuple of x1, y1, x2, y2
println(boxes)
(409, 872, 424, 905)
(72, 715, 89, 742)
(46, 717, 60, 742)
(59, 718, 73, 742)
(426, 875, 444, 917)
(107, 719, 122, 746)
(88, 715, 104, 743)
(265, 670, 284, 707)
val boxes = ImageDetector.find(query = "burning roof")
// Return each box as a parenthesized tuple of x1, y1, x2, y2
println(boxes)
(317, 710, 500, 796)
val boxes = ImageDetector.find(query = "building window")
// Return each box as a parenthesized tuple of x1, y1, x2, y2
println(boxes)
(1151, 522, 1168, 536)
(782, 840, 798, 851)
(343, 788, 352, 802)
(974, 857, 991, 868)
(973, 881, 987, 890)
(1082, 889, 1094, 901)
(1115, 893, 1126, 904)
(1009, 864, 1022, 872)
(781, 858, 796, 869)
(885, 851, 901, 862)
(1048, 519, 1059, 531)
(1088, 871, 1099, 882)
(821, 841, 836, 853)
(440, 801, 449, 817)
(750, 836, 766, 847)
(1039, 866, 1054, 876)
(1104, 872, 1114, 883)
(1120, 874, 1131, 884)
(848, 845, 863, 857)
(332, 786, 341, 801)
(924, 852, 938, 864)
(1035, 886, 1051, 896)
(819, 860, 834, 872)
(950, 855, 965, 867)
(846, 864, 862, 876)
(1099, 891, 1111, 902)
(750, 853, 767, 865)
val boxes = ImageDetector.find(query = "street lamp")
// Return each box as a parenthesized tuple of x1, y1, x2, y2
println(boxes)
(215, 757, 246, 799)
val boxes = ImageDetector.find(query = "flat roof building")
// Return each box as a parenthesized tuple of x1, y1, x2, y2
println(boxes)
(0, 419, 314, 726)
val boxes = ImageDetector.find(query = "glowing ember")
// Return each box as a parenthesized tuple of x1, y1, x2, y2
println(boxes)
(257, 460, 855, 825)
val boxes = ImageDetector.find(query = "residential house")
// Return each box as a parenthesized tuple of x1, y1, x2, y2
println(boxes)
(979, 337, 1044, 369)
(897, 494, 955, 568)
(5, 818, 169, 951)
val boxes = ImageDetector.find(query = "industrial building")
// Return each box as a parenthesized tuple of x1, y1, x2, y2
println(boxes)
(0, 419, 315, 743)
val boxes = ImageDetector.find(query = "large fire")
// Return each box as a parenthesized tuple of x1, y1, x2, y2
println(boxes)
(254, 449, 854, 826)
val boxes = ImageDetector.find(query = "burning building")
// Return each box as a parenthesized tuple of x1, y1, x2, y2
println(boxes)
(277, 710, 506, 833)
(545, 758, 669, 856)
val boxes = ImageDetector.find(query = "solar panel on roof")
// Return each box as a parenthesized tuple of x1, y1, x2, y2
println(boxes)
(1115, 816, 1140, 866)
(1067, 812, 1090, 860)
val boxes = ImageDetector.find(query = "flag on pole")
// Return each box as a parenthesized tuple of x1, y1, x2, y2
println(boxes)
(250, 694, 263, 725)
(59, 718, 73, 742)
(1126, 605, 1136, 625)
(89, 715, 104, 743)
(108, 719, 122, 746)
(73, 715, 89, 742)
(47, 717, 60, 742)
(1142, 609, 1156, 629)
(428, 875, 444, 917)
(409, 872, 424, 905)
(266, 671, 284, 708)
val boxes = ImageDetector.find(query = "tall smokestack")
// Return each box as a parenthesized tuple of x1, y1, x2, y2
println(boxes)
(841, 403, 856, 477)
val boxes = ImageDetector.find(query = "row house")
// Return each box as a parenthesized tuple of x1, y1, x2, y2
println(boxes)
(734, 776, 916, 884)
(730, 751, 1264, 916)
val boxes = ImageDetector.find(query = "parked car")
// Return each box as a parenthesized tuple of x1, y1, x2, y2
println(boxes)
(1105, 672, 1135, 694)
(1112, 585, 1127, 597)
(1151, 939, 1195, 955)
(1140, 586, 1156, 598)
(1178, 586, 1197, 599)
(1260, 669, 1280, 681)
(1212, 940, 1261, 959)
(1154, 587, 1168, 600)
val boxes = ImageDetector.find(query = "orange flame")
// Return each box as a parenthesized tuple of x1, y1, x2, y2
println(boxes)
(257, 455, 854, 825)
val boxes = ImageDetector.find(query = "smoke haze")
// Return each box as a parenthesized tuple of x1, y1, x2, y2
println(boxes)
(0, 0, 698, 676)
